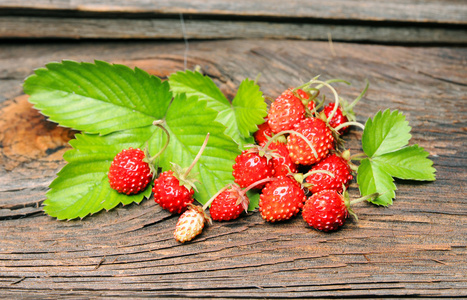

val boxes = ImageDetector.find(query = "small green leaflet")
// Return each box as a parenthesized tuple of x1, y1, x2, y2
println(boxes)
(357, 158, 396, 206)
(362, 109, 411, 157)
(24, 61, 254, 220)
(372, 145, 436, 181)
(357, 109, 436, 206)
(169, 70, 267, 148)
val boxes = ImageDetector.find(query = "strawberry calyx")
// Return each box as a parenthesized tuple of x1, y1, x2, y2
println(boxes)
(244, 144, 279, 164)
(339, 149, 359, 172)
(170, 133, 210, 192)
(188, 203, 212, 225)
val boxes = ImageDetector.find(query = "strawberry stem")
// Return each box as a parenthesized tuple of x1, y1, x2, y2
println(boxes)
(350, 152, 368, 161)
(313, 80, 340, 123)
(202, 184, 232, 210)
(183, 133, 210, 179)
(334, 121, 365, 132)
(297, 77, 342, 122)
(302, 169, 335, 180)
(149, 120, 171, 164)
(350, 193, 380, 205)
(275, 130, 319, 160)
(243, 177, 275, 193)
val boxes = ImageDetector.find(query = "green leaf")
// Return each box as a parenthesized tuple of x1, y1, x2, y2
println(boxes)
(357, 158, 396, 206)
(362, 109, 411, 157)
(158, 94, 241, 206)
(372, 145, 436, 181)
(44, 94, 241, 220)
(230, 78, 267, 139)
(169, 70, 267, 148)
(247, 190, 261, 211)
(44, 127, 159, 220)
(24, 60, 172, 135)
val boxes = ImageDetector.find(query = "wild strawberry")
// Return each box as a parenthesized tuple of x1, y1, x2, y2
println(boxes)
(153, 170, 195, 214)
(254, 120, 273, 147)
(174, 204, 211, 243)
(153, 133, 210, 214)
(208, 185, 246, 221)
(232, 150, 274, 189)
(108, 147, 153, 195)
(268, 142, 298, 177)
(259, 176, 306, 222)
(286, 117, 334, 165)
(323, 103, 349, 135)
(305, 152, 353, 194)
(267, 88, 306, 134)
(302, 190, 349, 232)
(206, 178, 272, 222)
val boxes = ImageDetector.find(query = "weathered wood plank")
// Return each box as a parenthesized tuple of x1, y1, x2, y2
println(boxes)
(0, 39, 466, 297)
(1, 16, 466, 44)
(1, 0, 466, 24)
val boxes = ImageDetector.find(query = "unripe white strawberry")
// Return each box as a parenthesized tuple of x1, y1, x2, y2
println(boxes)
(174, 205, 210, 243)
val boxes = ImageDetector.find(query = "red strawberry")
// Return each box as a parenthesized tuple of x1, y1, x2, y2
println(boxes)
(323, 103, 349, 135)
(174, 204, 210, 243)
(108, 147, 153, 195)
(286, 117, 334, 165)
(207, 178, 272, 222)
(153, 170, 195, 214)
(305, 152, 353, 194)
(254, 120, 273, 147)
(259, 176, 306, 222)
(268, 88, 306, 134)
(302, 190, 349, 232)
(307, 99, 316, 113)
(154, 133, 210, 214)
(208, 184, 248, 221)
(232, 150, 274, 189)
(268, 142, 298, 177)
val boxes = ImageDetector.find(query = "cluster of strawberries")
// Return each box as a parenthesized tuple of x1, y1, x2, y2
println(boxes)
(229, 82, 361, 233)
(107, 79, 369, 243)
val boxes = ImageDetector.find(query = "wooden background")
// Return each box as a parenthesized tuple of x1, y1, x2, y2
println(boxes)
(0, 1, 466, 298)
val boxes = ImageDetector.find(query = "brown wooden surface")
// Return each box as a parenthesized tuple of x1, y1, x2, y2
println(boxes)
(1, 0, 466, 44)
(0, 39, 466, 298)
(1, 0, 466, 24)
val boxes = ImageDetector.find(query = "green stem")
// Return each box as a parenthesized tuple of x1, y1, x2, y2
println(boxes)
(149, 121, 171, 164)
(202, 184, 231, 210)
(270, 130, 319, 160)
(350, 193, 380, 205)
(334, 121, 365, 132)
(183, 133, 210, 179)
(302, 169, 335, 180)
(347, 79, 369, 111)
(244, 177, 275, 192)
(350, 152, 368, 161)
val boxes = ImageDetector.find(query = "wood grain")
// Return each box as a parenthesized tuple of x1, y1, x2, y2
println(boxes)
(0, 39, 466, 298)
(1, 16, 466, 44)
(1, 0, 466, 24)
(1, 0, 466, 43)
